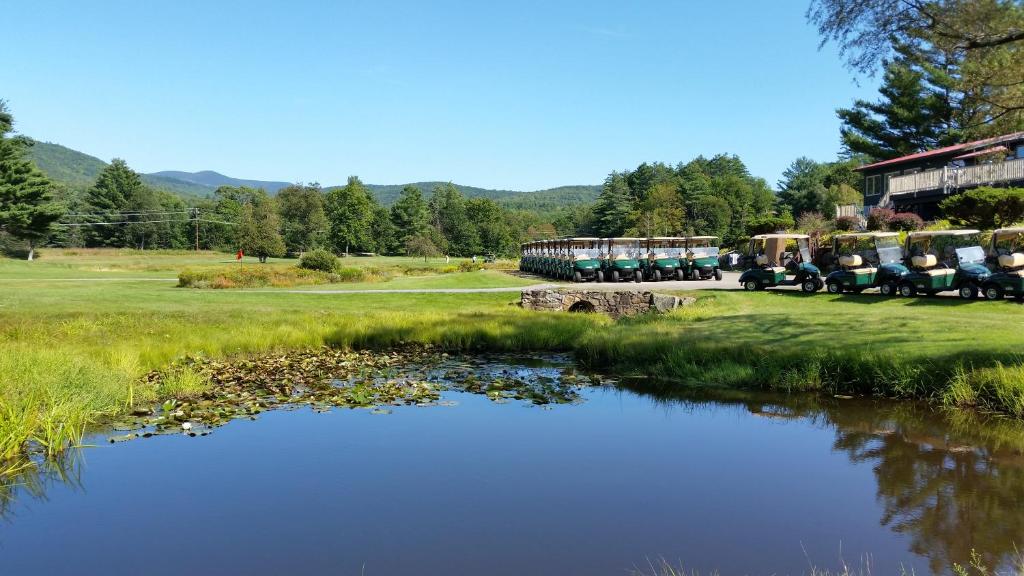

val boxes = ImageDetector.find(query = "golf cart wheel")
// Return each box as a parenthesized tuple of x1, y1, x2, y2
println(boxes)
(826, 281, 842, 294)
(714, 268, 723, 281)
(611, 270, 620, 282)
(634, 272, 643, 283)
(690, 269, 700, 281)
(959, 284, 979, 300)
(899, 282, 916, 297)
(677, 269, 685, 281)
(573, 271, 582, 283)
(879, 282, 895, 296)
(653, 269, 661, 282)
(744, 280, 759, 291)
(595, 270, 603, 283)
(983, 284, 1003, 301)
(801, 280, 818, 293)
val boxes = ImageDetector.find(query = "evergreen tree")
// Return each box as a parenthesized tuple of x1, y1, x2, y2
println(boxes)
(238, 199, 285, 262)
(325, 176, 376, 254)
(370, 205, 398, 255)
(837, 46, 962, 160)
(591, 173, 632, 237)
(0, 101, 63, 259)
(389, 185, 430, 251)
(428, 183, 478, 256)
(82, 159, 159, 248)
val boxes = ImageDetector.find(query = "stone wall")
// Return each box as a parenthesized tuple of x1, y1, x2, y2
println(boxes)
(520, 289, 693, 318)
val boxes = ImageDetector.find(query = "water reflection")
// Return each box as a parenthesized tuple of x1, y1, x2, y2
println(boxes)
(0, 454, 82, 521)
(628, 382, 1024, 573)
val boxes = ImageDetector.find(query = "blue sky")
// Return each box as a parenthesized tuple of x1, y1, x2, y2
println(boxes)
(2, 0, 878, 190)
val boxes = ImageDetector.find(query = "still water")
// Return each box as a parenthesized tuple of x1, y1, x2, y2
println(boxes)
(2, 357, 1022, 575)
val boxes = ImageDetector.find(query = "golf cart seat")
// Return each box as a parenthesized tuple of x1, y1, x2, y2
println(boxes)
(923, 268, 956, 276)
(998, 253, 1024, 269)
(839, 254, 863, 267)
(912, 254, 938, 268)
(755, 254, 770, 266)
(852, 267, 877, 275)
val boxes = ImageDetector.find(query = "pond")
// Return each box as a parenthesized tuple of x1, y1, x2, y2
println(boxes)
(1, 355, 1023, 575)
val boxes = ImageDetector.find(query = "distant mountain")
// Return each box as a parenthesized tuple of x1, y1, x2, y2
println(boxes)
(26, 140, 601, 210)
(149, 170, 292, 194)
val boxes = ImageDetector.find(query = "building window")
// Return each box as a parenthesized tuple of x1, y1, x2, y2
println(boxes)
(865, 175, 880, 196)
(1017, 145, 1024, 159)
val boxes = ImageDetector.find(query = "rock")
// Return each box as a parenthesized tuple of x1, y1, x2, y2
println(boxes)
(520, 289, 695, 317)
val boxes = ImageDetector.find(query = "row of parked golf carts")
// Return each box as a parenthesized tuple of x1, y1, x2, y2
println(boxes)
(519, 237, 724, 283)
(739, 228, 1024, 300)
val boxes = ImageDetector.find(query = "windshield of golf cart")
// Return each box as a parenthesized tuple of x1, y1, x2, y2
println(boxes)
(955, 245, 986, 264)
(608, 243, 637, 258)
(874, 236, 902, 264)
(688, 242, 720, 258)
(993, 231, 1024, 255)
(648, 242, 685, 258)
(570, 246, 599, 259)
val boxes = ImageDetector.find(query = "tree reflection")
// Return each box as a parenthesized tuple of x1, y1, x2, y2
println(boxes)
(0, 452, 83, 522)
(625, 382, 1024, 574)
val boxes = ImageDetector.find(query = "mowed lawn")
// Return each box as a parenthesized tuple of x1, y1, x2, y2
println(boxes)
(2, 248, 1024, 465)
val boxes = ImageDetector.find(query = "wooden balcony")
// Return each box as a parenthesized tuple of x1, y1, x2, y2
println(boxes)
(888, 157, 1024, 196)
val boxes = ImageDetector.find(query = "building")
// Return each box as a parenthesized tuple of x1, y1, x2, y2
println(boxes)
(857, 132, 1024, 220)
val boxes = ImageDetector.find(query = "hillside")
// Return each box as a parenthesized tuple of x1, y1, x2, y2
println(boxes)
(26, 140, 601, 210)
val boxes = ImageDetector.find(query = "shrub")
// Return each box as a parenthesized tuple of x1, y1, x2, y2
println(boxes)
(835, 215, 860, 231)
(746, 212, 795, 235)
(178, 266, 341, 289)
(299, 249, 339, 273)
(939, 186, 1024, 229)
(889, 212, 925, 231)
(458, 260, 484, 272)
(867, 207, 895, 231)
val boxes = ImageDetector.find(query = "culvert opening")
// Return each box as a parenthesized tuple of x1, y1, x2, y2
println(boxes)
(568, 301, 596, 314)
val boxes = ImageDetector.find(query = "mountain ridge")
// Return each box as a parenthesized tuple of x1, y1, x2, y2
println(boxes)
(26, 140, 601, 208)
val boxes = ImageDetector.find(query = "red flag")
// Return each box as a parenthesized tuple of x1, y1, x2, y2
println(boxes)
(236, 249, 244, 260)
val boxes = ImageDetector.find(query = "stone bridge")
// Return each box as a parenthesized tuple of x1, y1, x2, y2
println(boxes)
(520, 288, 693, 318)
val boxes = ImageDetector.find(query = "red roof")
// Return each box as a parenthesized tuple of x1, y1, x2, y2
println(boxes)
(953, 146, 1008, 160)
(855, 131, 1024, 171)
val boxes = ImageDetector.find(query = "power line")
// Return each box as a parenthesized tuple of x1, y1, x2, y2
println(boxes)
(55, 219, 192, 227)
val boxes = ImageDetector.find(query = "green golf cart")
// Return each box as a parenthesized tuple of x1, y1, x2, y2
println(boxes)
(640, 237, 685, 281)
(824, 232, 909, 295)
(982, 227, 1024, 301)
(561, 237, 602, 282)
(900, 230, 991, 298)
(738, 233, 823, 292)
(682, 236, 724, 281)
(541, 240, 556, 278)
(519, 243, 530, 272)
(600, 238, 643, 283)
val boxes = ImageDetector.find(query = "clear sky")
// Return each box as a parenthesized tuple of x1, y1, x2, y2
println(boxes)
(2, 0, 878, 190)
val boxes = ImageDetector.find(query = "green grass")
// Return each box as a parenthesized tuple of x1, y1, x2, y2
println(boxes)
(3, 248, 1024, 467)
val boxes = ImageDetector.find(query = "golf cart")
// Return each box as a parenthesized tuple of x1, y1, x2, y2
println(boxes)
(640, 237, 685, 281)
(561, 237, 602, 282)
(540, 240, 556, 277)
(519, 243, 530, 272)
(600, 238, 643, 283)
(982, 227, 1024, 301)
(824, 232, 908, 295)
(682, 236, 724, 281)
(901, 230, 990, 298)
(738, 233, 823, 292)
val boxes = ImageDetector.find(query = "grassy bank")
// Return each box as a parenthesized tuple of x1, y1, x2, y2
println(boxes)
(3, 249, 1024, 466)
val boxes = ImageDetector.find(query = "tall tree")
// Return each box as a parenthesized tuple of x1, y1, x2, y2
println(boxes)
(370, 205, 398, 255)
(277, 183, 327, 255)
(428, 183, 478, 256)
(591, 173, 632, 237)
(325, 176, 376, 254)
(238, 198, 285, 262)
(389, 185, 430, 252)
(837, 46, 963, 160)
(0, 101, 63, 260)
(810, 0, 1024, 136)
(82, 159, 160, 248)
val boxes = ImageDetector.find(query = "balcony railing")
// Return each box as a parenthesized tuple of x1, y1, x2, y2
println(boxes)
(888, 157, 1024, 196)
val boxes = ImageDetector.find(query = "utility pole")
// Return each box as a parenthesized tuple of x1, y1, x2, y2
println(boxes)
(193, 207, 200, 251)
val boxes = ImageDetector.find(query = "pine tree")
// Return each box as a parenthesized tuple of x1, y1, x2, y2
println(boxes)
(389, 185, 430, 252)
(325, 176, 376, 254)
(0, 101, 63, 260)
(238, 199, 285, 262)
(591, 173, 632, 237)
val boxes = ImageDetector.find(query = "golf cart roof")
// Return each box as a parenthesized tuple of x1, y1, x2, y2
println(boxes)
(686, 235, 719, 241)
(834, 232, 899, 239)
(649, 236, 684, 241)
(607, 237, 642, 242)
(993, 227, 1024, 237)
(907, 230, 980, 238)
(750, 233, 809, 240)
(569, 237, 600, 241)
